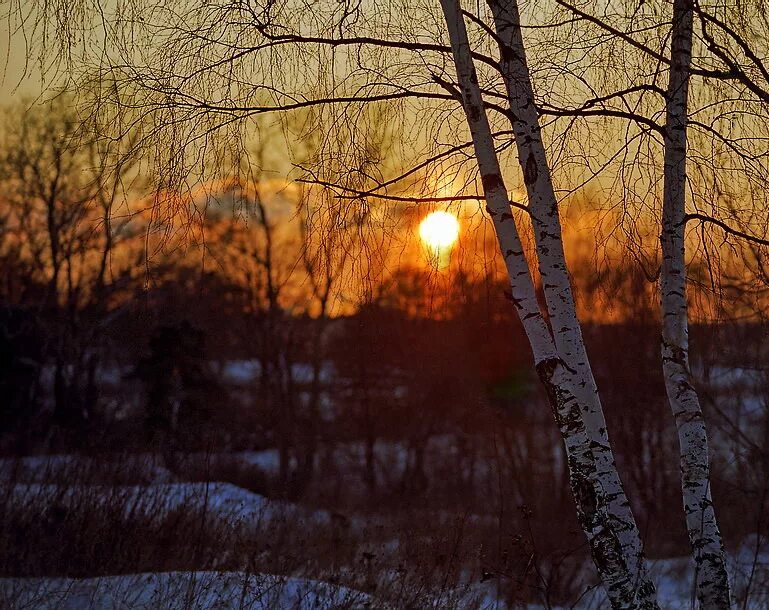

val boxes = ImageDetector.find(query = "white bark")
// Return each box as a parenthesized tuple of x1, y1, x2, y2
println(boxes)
(437, 0, 552, 366)
(661, 1, 730, 607)
(439, 1, 658, 606)
(486, 0, 657, 605)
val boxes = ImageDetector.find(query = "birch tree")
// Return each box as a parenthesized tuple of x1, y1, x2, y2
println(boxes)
(7, 0, 661, 604)
(14, 0, 769, 605)
(438, 1, 657, 605)
(660, 0, 730, 605)
(542, 1, 769, 605)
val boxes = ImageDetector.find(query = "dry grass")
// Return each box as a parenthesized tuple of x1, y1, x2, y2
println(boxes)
(0, 453, 598, 608)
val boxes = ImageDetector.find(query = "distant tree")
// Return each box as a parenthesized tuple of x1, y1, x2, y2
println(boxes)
(17, 0, 769, 604)
(329, 267, 535, 497)
(0, 307, 44, 447)
(0, 97, 138, 435)
(134, 321, 223, 451)
(329, 301, 401, 492)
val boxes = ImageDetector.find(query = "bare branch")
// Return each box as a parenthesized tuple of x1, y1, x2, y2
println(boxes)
(685, 212, 769, 248)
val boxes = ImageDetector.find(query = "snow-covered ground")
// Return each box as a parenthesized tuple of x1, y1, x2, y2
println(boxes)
(216, 360, 335, 386)
(4, 481, 330, 530)
(0, 572, 370, 610)
(222, 435, 491, 487)
(3, 448, 769, 608)
(0, 453, 175, 484)
(2, 560, 768, 610)
(0, 573, 549, 610)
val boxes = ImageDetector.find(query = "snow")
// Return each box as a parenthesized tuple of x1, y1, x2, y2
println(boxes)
(0, 571, 370, 610)
(0, 454, 175, 484)
(4, 562, 765, 610)
(700, 365, 766, 391)
(4, 448, 768, 608)
(5, 482, 330, 529)
(219, 360, 334, 386)
(220, 450, 281, 475)
(220, 359, 261, 384)
(225, 435, 467, 484)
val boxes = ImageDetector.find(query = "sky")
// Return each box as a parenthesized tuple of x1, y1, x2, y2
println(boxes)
(1, 21, 37, 99)
(0, 11, 69, 102)
(1, 2, 765, 324)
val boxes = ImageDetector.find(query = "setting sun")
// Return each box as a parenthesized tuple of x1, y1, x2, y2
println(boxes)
(419, 211, 460, 250)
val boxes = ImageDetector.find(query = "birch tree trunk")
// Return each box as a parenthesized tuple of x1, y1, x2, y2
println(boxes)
(661, 1, 730, 606)
(484, 0, 657, 605)
(439, 1, 658, 606)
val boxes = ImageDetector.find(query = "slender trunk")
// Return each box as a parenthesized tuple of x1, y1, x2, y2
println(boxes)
(278, 426, 291, 489)
(486, 6, 654, 600)
(661, 1, 730, 606)
(439, 1, 657, 605)
(363, 372, 377, 492)
(301, 310, 328, 486)
(364, 434, 376, 492)
(45, 196, 61, 310)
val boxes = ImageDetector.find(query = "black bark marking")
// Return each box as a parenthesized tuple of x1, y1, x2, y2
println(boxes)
(538, 230, 560, 241)
(481, 173, 505, 193)
(523, 151, 538, 184)
(534, 356, 657, 605)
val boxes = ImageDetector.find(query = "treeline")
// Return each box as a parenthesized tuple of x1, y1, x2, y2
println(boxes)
(2, 98, 769, 561)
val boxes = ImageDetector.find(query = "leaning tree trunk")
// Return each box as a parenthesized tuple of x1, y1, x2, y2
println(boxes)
(485, 0, 657, 604)
(661, 0, 730, 606)
(438, 1, 658, 606)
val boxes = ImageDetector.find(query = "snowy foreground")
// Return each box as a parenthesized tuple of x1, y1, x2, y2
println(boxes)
(0, 573, 546, 610)
(2, 454, 769, 608)
(1, 563, 769, 610)
(4, 481, 330, 530)
(0, 572, 370, 610)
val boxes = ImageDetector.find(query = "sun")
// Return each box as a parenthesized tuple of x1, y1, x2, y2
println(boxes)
(419, 211, 460, 250)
